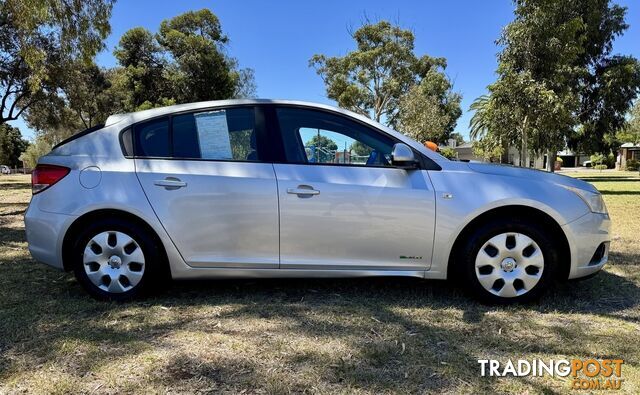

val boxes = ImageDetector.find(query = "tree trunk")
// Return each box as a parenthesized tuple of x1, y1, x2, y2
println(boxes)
(520, 116, 528, 167)
(546, 149, 555, 172)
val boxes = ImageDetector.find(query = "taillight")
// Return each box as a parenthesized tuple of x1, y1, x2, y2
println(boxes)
(31, 164, 70, 194)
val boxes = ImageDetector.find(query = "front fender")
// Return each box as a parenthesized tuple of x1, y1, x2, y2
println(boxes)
(425, 167, 589, 278)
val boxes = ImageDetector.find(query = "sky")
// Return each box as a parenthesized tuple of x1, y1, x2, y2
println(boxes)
(9, 0, 640, 141)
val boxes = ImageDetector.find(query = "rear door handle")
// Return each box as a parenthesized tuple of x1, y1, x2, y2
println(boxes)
(287, 185, 320, 197)
(154, 177, 187, 190)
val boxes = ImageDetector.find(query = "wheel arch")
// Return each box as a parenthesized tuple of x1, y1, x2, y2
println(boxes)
(446, 205, 571, 281)
(61, 208, 170, 273)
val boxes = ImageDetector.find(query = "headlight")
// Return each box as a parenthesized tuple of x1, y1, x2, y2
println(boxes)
(562, 185, 608, 214)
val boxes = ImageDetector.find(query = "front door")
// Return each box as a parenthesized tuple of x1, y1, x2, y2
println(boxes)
(272, 106, 436, 270)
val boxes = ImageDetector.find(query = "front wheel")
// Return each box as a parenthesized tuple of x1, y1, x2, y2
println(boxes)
(70, 218, 166, 301)
(457, 218, 559, 304)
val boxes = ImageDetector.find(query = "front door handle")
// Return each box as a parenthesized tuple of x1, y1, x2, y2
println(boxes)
(287, 185, 320, 197)
(154, 177, 187, 190)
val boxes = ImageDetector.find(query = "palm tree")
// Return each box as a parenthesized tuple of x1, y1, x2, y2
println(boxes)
(469, 95, 491, 141)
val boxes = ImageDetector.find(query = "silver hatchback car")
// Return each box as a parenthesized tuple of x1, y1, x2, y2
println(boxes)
(25, 100, 610, 303)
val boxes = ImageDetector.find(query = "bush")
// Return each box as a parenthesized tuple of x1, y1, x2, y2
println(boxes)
(594, 164, 607, 171)
(440, 146, 457, 160)
(626, 159, 639, 171)
(604, 152, 616, 169)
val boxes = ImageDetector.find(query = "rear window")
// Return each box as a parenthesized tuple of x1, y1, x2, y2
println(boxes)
(172, 107, 257, 161)
(134, 117, 170, 157)
(130, 107, 258, 161)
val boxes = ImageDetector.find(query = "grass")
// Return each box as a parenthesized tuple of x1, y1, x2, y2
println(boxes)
(1, 170, 639, 394)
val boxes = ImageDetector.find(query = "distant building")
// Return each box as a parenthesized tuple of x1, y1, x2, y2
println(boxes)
(557, 149, 590, 168)
(444, 140, 545, 169)
(617, 143, 640, 169)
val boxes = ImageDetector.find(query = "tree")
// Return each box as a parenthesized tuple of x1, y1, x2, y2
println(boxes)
(158, 9, 253, 103)
(310, 21, 461, 142)
(114, 27, 170, 111)
(617, 101, 640, 145)
(0, 123, 28, 167)
(350, 140, 372, 157)
(0, 0, 114, 124)
(25, 62, 127, 143)
(471, 0, 640, 171)
(306, 134, 337, 163)
(450, 132, 465, 146)
(112, 9, 256, 112)
(570, 2, 640, 153)
(26, 8, 257, 141)
(397, 80, 461, 143)
(19, 136, 50, 168)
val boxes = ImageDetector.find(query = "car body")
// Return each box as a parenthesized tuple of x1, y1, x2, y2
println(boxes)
(24, 100, 610, 302)
(1, 165, 10, 175)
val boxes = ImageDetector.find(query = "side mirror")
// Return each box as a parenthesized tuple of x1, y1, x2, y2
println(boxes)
(391, 143, 418, 169)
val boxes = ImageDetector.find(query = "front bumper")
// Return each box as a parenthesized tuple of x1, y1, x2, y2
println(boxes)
(562, 211, 611, 279)
(24, 202, 75, 270)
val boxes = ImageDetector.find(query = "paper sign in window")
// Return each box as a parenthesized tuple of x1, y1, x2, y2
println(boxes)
(194, 111, 232, 159)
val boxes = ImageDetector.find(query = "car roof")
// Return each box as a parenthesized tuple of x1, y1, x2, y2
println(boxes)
(105, 99, 357, 127)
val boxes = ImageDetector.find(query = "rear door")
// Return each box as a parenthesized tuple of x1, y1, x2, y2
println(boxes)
(271, 106, 436, 271)
(133, 106, 280, 268)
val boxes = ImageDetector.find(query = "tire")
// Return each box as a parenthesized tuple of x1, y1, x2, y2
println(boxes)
(70, 217, 167, 301)
(456, 217, 559, 304)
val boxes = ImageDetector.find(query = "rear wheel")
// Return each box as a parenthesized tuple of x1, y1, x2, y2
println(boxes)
(457, 218, 558, 304)
(71, 218, 166, 301)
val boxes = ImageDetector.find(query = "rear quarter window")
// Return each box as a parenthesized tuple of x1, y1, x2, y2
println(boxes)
(134, 117, 170, 157)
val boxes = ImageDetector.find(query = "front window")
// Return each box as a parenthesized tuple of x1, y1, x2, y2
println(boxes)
(276, 107, 394, 167)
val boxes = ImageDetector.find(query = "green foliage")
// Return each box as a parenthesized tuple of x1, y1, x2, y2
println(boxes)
(450, 132, 465, 146)
(350, 140, 372, 157)
(590, 153, 605, 166)
(0, 124, 29, 167)
(157, 9, 236, 103)
(0, 0, 115, 124)
(114, 27, 169, 111)
(594, 164, 607, 170)
(26, 62, 127, 143)
(625, 159, 639, 171)
(310, 21, 461, 143)
(605, 152, 616, 169)
(472, 0, 640, 165)
(24, 8, 256, 141)
(439, 146, 457, 160)
(306, 134, 338, 163)
(472, 133, 505, 162)
(307, 135, 338, 151)
(617, 101, 640, 145)
(19, 137, 51, 168)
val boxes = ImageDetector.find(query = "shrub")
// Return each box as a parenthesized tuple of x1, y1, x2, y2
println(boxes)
(590, 153, 605, 167)
(604, 152, 616, 169)
(594, 164, 607, 171)
(626, 159, 639, 171)
(440, 146, 457, 160)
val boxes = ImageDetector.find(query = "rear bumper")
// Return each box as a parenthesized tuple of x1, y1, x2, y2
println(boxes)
(563, 211, 611, 280)
(24, 202, 75, 270)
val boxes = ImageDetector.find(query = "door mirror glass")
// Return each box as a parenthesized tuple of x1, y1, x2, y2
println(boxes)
(391, 143, 418, 169)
